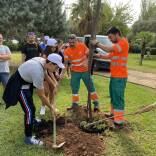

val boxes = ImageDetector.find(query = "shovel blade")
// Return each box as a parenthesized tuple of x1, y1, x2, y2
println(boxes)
(52, 142, 65, 149)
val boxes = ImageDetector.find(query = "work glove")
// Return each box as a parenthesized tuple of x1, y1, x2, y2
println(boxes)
(90, 39, 99, 46)
(93, 53, 101, 58)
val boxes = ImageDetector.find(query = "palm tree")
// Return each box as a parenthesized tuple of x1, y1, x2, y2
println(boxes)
(69, 0, 94, 35)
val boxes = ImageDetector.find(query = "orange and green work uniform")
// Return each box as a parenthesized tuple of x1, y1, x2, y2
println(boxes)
(108, 38, 129, 124)
(64, 42, 99, 109)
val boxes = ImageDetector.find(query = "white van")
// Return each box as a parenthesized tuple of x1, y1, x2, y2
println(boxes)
(84, 34, 112, 71)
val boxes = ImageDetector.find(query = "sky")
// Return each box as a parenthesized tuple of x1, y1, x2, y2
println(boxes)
(64, 0, 142, 24)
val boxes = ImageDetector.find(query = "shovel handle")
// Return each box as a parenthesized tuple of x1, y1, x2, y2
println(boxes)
(53, 111, 56, 145)
(86, 112, 136, 128)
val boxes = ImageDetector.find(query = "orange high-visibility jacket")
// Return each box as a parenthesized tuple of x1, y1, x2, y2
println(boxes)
(64, 42, 89, 72)
(109, 38, 129, 78)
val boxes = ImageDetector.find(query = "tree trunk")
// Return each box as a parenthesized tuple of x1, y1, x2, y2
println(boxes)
(139, 39, 146, 66)
(87, 0, 101, 120)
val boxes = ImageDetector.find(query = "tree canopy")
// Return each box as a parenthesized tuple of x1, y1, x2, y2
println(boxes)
(132, 0, 156, 34)
(0, 0, 66, 40)
(68, 0, 133, 36)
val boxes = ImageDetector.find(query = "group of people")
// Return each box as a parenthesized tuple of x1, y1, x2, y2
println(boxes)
(1, 26, 129, 146)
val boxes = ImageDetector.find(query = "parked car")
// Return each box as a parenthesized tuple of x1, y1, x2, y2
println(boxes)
(76, 36, 84, 42)
(84, 35, 112, 72)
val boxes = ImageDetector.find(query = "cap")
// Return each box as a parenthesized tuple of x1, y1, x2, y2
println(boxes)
(47, 38, 57, 46)
(47, 53, 65, 69)
(44, 35, 49, 40)
(27, 32, 35, 36)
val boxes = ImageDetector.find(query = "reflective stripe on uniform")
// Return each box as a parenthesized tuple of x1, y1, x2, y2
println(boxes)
(111, 62, 127, 67)
(72, 94, 79, 103)
(64, 56, 69, 60)
(114, 110, 124, 123)
(71, 56, 86, 63)
(121, 57, 128, 61)
(116, 44, 122, 52)
(71, 62, 85, 67)
(112, 56, 127, 61)
(112, 56, 119, 60)
(114, 109, 124, 112)
(91, 91, 96, 95)
(71, 55, 87, 67)
(73, 94, 78, 96)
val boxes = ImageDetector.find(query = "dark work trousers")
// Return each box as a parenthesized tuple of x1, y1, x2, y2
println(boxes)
(18, 85, 35, 137)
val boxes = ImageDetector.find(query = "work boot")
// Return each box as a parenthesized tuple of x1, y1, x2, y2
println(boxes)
(25, 136, 43, 146)
(105, 113, 114, 119)
(114, 123, 124, 130)
(94, 107, 100, 113)
(67, 104, 79, 111)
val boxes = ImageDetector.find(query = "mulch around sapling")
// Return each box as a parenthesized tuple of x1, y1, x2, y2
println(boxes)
(34, 106, 132, 156)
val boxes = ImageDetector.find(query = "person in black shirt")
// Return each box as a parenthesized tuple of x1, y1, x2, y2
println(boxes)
(21, 32, 42, 62)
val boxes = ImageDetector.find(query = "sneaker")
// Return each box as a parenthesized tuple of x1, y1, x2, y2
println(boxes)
(94, 107, 100, 113)
(33, 118, 41, 126)
(25, 136, 43, 146)
(40, 106, 46, 115)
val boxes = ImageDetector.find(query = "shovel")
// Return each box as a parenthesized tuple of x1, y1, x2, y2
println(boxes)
(52, 102, 65, 149)
(85, 112, 135, 128)
(85, 102, 156, 128)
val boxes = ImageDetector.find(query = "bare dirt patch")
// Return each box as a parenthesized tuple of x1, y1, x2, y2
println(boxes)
(34, 106, 132, 156)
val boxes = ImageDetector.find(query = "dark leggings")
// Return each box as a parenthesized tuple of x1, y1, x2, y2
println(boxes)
(18, 87, 35, 137)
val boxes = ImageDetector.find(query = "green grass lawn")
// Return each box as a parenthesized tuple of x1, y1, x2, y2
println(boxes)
(0, 76, 156, 156)
(128, 54, 156, 73)
(10, 52, 22, 65)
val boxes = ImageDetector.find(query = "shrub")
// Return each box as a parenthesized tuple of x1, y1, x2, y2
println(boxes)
(150, 48, 156, 55)
(4, 41, 20, 52)
(130, 43, 141, 53)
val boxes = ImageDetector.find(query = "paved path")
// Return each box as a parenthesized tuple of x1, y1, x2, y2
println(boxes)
(94, 70, 156, 89)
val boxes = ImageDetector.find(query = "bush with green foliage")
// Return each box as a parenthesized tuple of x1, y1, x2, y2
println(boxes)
(129, 31, 156, 54)
(130, 43, 141, 53)
(150, 48, 156, 55)
(4, 41, 19, 52)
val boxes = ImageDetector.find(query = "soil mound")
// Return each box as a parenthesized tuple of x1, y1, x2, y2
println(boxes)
(42, 123, 105, 156)
(60, 123, 105, 156)
(33, 106, 131, 155)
